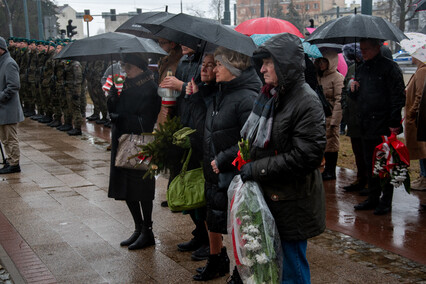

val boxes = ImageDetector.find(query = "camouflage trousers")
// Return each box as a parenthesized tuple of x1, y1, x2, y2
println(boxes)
(28, 82, 44, 115)
(86, 80, 99, 116)
(80, 80, 87, 118)
(40, 84, 53, 117)
(54, 83, 64, 122)
(89, 80, 108, 119)
(64, 83, 82, 129)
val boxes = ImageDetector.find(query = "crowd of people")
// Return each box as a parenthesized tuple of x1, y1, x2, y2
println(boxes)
(1, 29, 425, 283)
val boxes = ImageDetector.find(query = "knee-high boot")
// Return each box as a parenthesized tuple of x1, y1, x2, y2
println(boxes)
(322, 152, 338, 180)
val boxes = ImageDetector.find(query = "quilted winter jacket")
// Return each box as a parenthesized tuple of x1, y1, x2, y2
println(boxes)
(250, 34, 326, 241)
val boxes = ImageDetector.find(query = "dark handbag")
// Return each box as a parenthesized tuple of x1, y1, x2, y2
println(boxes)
(167, 148, 206, 211)
(115, 133, 155, 170)
(316, 85, 333, 117)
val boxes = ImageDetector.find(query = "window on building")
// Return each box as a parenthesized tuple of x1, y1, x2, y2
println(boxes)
(305, 4, 310, 10)
(314, 3, 319, 9)
(250, 7, 256, 14)
(296, 4, 300, 9)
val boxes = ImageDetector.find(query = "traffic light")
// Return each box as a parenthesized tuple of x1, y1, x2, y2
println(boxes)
(66, 19, 77, 38)
(110, 9, 116, 21)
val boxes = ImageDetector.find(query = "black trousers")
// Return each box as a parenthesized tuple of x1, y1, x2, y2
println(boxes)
(350, 137, 368, 184)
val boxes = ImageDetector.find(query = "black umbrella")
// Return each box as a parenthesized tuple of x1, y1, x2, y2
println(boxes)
(55, 32, 167, 61)
(415, 0, 426, 11)
(306, 13, 407, 44)
(138, 13, 257, 56)
(115, 12, 175, 38)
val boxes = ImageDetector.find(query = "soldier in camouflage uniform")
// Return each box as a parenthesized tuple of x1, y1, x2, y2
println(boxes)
(92, 60, 109, 125)
(63, 59, 83, 136)
(39, 42, 56, 124)
(80, 61, 88, 119)
(26, 40, 40, 120)
(49, 43, 66, 128)
(19, 39, 34, 117)
(33, 41, 49, 121)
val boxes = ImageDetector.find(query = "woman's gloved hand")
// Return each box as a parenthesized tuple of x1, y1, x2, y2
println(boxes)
(240, 163, 253, 182)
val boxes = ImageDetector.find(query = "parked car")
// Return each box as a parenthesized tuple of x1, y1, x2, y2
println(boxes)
(392, 51, 412, 65)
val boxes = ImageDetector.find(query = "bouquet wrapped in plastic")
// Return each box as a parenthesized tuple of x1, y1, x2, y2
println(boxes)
(228, 175, 283, 284)
(372, 133, 411, 193)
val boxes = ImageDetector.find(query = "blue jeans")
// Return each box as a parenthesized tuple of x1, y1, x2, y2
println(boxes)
(281, 240, 311, 284)
(420, 159, 426, 177)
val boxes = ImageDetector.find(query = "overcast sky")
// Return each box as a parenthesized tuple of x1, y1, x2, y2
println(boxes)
(54, 0, 362, 35)
(54, 0, 214, 35)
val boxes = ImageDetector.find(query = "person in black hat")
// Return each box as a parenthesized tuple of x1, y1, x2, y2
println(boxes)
(107, 53, 161, 250)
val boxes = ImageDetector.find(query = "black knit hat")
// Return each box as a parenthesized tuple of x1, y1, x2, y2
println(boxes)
(121, 53, 148, 70)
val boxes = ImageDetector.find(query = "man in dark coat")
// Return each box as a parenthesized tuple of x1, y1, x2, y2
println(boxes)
(350, 38, 406, 215)
(239, 33, 326, 283)
(0, 36, 24, 174)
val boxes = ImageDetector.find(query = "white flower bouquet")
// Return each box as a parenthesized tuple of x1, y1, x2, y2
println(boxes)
(228, 175, 283, 284)
(372, 133, 411, 193)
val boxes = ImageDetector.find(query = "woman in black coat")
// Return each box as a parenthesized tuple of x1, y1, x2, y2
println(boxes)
(193, 47, 261, 281)
(107, 54, 161, 250)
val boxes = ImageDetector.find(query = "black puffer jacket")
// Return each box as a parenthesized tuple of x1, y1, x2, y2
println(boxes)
(203, 67, 261, 233)
(203, 67, 261, 183)
(350, 53, 405, 139)
(250, 33, 326, 241)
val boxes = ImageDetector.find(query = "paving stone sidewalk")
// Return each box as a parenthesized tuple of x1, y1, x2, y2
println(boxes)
(0, 118, 424, 283)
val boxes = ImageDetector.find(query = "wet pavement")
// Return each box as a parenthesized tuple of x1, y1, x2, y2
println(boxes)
(0, 113, 425, 283)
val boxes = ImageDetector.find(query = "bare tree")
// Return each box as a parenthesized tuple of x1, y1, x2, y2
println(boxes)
(210, 0, 224, 22)
(394, 0, 417, 31)
(186, 5, 206, 18)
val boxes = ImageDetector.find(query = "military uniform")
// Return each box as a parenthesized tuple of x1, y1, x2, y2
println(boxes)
(27, 48, 39, 117)
(63, 60, 83, 134)
(19, 48, 33, 116)
(40, 49, 55, 123)
(91, 60, 108, 123)
(80, 62, 88, 118)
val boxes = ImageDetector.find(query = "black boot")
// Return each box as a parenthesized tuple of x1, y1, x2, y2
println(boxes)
(128, 224, 155, 250)
(57, 124, 72, 131)
(196, 247, 229, 274)
(67, 128, 82, 136)
(193, 249, 229, 281)
(120, 224, 142, 246)
(227, 266, 243, 284)
(322, 152, 338, 181)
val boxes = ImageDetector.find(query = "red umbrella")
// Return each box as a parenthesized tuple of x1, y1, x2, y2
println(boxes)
(235, 17, 304, 38)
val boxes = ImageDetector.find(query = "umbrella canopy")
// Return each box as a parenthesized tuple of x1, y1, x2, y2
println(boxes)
(250, 33, 322, 58)
(400, 32, 426, 62)
(115, 12, 175, 38)
(306, 13, 407, 44)
(415, 0, 426, 11)
(55, 32, 167, 61)
(235, 17, 304, 38)
(138, 13, 257, 56)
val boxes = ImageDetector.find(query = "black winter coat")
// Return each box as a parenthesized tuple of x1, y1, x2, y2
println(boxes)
(107, 71, 161, 201)
(250, 34, 326, 241)
(203, 67, 261, 233)
(350, 53, 405, 139)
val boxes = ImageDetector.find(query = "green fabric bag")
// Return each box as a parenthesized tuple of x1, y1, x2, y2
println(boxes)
(167, 148, 206, 211)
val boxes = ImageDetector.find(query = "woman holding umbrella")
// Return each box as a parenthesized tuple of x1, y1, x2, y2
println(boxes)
(107, 54, 161, 250)
(193, 47, 262, 281)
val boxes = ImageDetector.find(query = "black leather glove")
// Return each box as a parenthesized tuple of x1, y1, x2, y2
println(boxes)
(240, 163, 253, 182)
(109, 113, 119, 123)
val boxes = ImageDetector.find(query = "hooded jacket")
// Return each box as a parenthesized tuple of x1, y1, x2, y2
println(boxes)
(250, 33, 326, 241)
(317, 50, 344, 152)
(0, 37, 24, 125)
